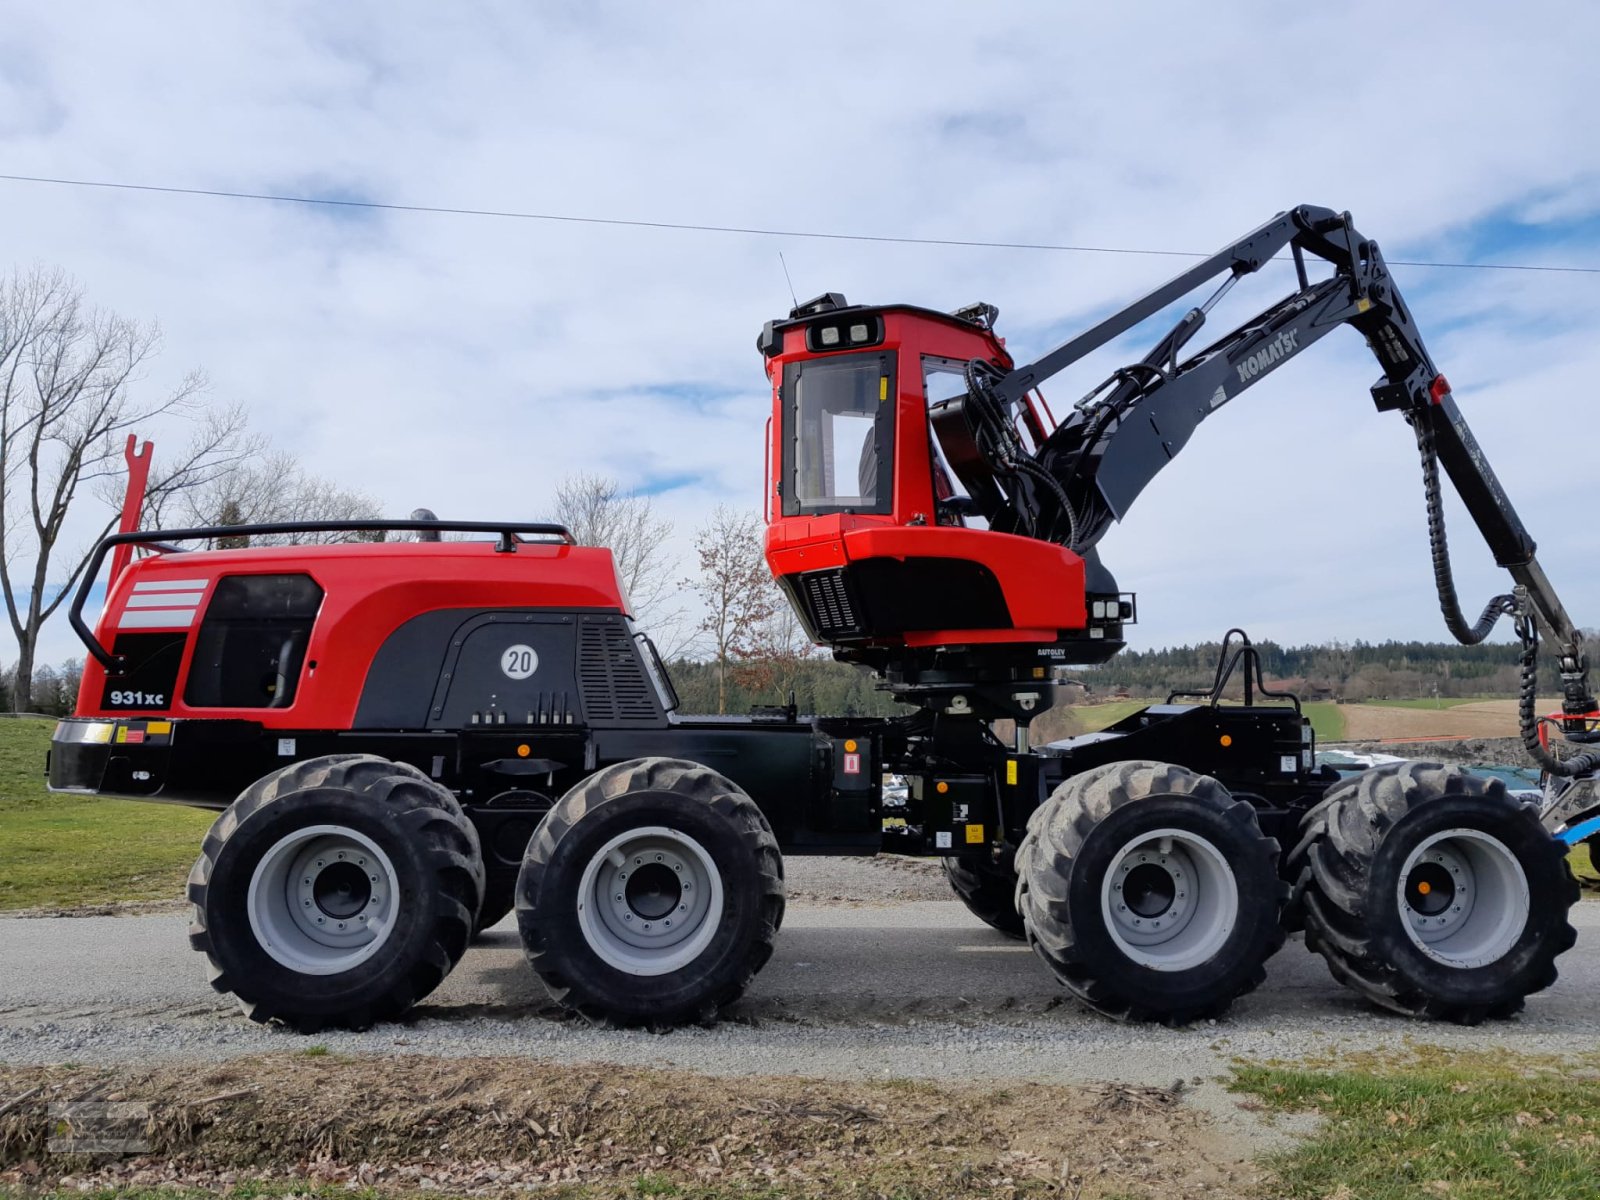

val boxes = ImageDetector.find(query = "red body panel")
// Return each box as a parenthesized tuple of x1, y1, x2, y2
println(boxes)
(77, 541, 627, 729)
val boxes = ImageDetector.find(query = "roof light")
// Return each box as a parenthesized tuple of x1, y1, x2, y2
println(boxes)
(849, 323, 869, 343)
(820, 326, 841, 347)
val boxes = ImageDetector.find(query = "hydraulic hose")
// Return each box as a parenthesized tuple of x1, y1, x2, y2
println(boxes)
(1517, 613, 1600, 777)
(1416, 423, 1599, 777)
(1416, 424, 1517, 645)
(964, 360, 1081, 551)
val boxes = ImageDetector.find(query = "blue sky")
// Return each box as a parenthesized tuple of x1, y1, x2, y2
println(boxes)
(4, 1, 1599, 670)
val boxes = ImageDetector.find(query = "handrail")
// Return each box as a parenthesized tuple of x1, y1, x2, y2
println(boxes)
(1167, 628, 1301, 713)
(70, 518, 576, 674)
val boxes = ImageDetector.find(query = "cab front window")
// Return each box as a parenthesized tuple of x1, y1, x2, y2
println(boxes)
(780, 351, 894, 516)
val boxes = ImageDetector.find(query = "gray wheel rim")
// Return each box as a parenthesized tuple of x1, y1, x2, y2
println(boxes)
(575, 826, 724, 976)
(247, 824, 399, 975)
(1398, 828, 1529, 968)
(1099, 827, 1239, 971)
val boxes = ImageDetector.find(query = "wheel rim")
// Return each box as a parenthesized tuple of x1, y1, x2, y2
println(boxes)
(247, 824, 400, 975)
(1099, 827, 1238, 971)
(1398, 828, 1529, 968)
(576, 826, 724, 976)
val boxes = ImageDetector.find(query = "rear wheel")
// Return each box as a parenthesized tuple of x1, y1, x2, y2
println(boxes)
(942, 855, 1025, 938)
(1016, 760, 1285, 1024)
(1288, 761, 1576, 1022)
(188, 754, 483, 1031)
(516, 757, 784, 1025)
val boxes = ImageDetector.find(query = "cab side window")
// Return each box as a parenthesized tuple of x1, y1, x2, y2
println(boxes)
(183, 574, 324, 709)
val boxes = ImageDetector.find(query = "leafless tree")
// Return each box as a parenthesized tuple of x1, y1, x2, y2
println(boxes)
(686, 506, 777, 714)
(552, 472, 686, 650)
(0, 266, 215, 711)
(164, 449, 382, 546)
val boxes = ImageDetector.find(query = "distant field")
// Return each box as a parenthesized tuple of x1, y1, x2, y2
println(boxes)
(1340, 697, 1560, 742)
(0, 718, 211, 911)
(1356, 696, 1481, 710)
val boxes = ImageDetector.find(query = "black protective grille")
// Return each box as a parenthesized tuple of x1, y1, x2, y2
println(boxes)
(801, 569, 864, 637)
(577, 619, 660, 724)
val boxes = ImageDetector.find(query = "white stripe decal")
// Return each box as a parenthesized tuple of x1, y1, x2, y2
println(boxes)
(131, 578, 209, 592)
(119, 609, 198, 629)
(124, 592, 204, 608)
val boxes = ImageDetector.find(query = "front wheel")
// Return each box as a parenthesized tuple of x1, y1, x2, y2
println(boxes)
(188, 754, 484, 1031)
(516, 757, 784, 1025)
(1016, 760, 1285, 1024)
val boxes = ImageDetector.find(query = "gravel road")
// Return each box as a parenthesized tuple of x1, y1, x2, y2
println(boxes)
(3, 871, 1596, 1092)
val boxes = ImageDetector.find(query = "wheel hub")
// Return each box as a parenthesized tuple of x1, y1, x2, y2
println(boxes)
(1100, 828, 1239, 971)
(247, 825, 399, 975)
(1122, 861, 1178, 918)
(313, 860, 373, 920)
(1398, 828, 1529, 968)
(576, 826, 725, 976)
(625, 861, 682, 920)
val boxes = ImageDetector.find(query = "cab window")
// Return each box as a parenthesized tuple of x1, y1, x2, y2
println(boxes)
(780, 352, 894, 516)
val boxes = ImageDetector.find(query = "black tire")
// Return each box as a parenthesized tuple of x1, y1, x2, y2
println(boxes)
(516, 757, 784, 1026)
(942, 855, 1025, 939)
(472, 877, 517, 937)
(1016, 760, 1285, 1024)
(188, 754, 484, 1032)
(1287, 760, 1577, 1023)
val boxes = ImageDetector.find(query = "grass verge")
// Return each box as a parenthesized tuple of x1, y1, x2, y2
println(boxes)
(1231, 1047, 1600, 1199)
(0, 1053, 1249, 1198)
(0, 718, 211, 911)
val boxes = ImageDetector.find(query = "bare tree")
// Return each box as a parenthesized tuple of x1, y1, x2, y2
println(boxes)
(552, 473, 685, 649)
(163, 449, 382, 546)
(0, 266, 211, 711)
(686, 506, 777, 714)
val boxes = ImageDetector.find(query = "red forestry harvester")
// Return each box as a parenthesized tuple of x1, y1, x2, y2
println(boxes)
(49, 205, 1600, 1031)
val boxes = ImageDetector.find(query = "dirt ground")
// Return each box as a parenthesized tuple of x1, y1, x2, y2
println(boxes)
(1337, 698, 1557, 742)
(0, 1055, 1255, 1200)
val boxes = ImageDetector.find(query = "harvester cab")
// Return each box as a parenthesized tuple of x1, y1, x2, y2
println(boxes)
(759, 295, 1131, 721)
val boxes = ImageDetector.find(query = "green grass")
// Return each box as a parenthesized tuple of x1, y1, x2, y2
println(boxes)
(1232, 1048, 1600, 1199)
(1303, 701, 1345, 742)
(1075, 698, 1153, 731)
(0, 718, 211, 911)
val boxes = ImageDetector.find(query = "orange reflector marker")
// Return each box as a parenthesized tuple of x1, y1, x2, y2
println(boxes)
(1418, 881, 1432, 895)
(936, 781, 949, 794)
(844, 739, 857, 753)
(1220, 734, 1233, 747)
(517, 744, 531, 757)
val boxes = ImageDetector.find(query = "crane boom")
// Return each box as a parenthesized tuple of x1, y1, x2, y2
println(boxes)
(953, 204, 1595, 731)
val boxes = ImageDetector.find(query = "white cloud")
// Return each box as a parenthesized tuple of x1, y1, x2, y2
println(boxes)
(7, 1, 1600, 670)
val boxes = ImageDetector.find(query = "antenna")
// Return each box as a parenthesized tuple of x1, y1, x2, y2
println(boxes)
(778, 251, 799, 309)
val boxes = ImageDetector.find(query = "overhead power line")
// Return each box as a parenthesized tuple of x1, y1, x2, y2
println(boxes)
(2, 171, 1597, 276)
